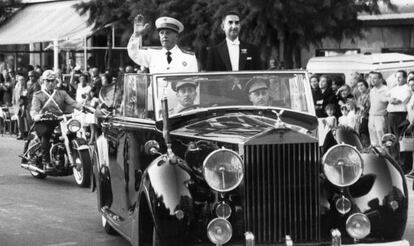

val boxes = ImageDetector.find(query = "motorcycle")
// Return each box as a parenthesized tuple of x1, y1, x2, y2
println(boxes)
(20, 111, 93, 187)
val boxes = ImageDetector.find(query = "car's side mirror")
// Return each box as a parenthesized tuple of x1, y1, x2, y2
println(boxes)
(144, 140, 161, 156)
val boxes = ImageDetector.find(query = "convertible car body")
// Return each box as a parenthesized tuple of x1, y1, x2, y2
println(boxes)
(92, 71, 409, 246)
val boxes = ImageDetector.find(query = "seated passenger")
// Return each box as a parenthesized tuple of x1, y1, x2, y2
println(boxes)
(245, 77, 272, 106)
(170, 79, 198, 114)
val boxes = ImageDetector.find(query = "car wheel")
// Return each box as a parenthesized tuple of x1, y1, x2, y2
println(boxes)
(73, 149, 91, 187)
(101, 215, 117, 235)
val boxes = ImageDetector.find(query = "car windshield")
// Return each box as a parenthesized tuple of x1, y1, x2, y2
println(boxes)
(153, 72, 313, 120)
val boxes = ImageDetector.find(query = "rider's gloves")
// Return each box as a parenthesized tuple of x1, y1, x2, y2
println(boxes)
(33, 114, 42, 122)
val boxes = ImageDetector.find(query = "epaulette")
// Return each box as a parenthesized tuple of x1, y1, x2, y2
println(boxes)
(180, 48, 195, 55)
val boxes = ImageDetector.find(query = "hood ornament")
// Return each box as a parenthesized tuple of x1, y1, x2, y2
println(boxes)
(272, 109, 285, 128)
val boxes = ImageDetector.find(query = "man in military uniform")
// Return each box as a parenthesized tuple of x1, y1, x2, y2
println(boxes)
(170, 79, 199, 114)
(245, 77, 273, 106)
(127, 16, 198, 73)
(29, 70, 82, 168)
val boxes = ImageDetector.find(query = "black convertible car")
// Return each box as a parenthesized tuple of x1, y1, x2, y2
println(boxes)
(92, 71, 409, 246)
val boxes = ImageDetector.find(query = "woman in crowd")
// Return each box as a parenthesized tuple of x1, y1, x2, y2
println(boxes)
(337, 84, 354, 107)
(331, 76, 345, 95)
(75, 73, 92, 103)
(316, 75, 336, 117)
(356, 79, 370, 147)
(310, 75, 322, 115)
(2, 69, 14, 106)
(12, 73, 29, 139)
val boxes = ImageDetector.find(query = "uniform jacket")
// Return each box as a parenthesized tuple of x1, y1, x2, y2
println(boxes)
(30, 89, 82, 119)
(127, 37, 198, 73)
(206, 40, 262, 71)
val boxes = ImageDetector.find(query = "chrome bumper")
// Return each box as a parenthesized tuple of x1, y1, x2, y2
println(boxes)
(244, 230, 410, 246)
(342, 240, 410, 246)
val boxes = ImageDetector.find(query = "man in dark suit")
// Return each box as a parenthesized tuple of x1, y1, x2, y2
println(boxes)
(206, 11, 262, 71)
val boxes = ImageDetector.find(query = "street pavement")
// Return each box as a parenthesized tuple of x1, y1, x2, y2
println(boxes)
(0, 135, 413, 245)
(0, 135, 129, 246)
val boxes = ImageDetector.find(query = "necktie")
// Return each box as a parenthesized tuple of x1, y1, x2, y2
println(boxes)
(166, 51, 172, 64)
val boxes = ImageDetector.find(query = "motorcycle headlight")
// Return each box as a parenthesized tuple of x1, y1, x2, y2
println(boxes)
(322, 144, 363, 187)
(203, 149, 244, 192)
(67, 119, 81, 133)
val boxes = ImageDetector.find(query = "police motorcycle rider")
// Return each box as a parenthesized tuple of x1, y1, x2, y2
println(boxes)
(29, 70, 83, 169)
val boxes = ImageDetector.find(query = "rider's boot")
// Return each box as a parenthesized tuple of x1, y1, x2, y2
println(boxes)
(42, 155, 53, 170)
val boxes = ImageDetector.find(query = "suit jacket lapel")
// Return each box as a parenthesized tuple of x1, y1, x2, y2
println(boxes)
(239, 41, 247, 71)
(218, 41, 232, 71)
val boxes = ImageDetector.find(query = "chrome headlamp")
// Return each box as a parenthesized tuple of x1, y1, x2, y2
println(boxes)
(346, 213, 371, 240)
(322, 144, 363, 187)
(67, 119, 81, 133)
(207, 218, 232, 245)
(203, 149, 244, 192)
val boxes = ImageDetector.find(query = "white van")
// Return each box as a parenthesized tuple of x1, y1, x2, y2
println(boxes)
(306, 52, 414, 86)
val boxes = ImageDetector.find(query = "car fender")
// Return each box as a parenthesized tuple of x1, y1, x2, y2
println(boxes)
(139, 156, 194, 245)
(323, 126, 363, 151)
(320, 150, 408, 242)
(94, 135, 112, 210)
(349, 151, 408, 240)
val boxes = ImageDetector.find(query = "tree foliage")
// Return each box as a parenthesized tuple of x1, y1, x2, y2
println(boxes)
(0, 0, 22, 25)
(74, 0, 395, 68)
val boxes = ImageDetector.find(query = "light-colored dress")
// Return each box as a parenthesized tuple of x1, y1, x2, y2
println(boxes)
(318, 116, 337, 146)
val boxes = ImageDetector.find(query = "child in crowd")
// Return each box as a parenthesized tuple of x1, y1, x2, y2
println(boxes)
(321, 104, 337, 129)
(338, 99, 358, 130)
(318, 104, 337, 147)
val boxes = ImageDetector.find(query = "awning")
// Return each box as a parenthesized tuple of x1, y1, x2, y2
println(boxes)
(0, 0, 93, 44)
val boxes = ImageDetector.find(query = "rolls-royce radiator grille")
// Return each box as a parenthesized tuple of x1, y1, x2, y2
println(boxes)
(244, 143, 320, 244)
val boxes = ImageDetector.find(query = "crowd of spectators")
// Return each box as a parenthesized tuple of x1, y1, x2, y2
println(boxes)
(313, 70, 414, 156)
(0, 63, 127, 139)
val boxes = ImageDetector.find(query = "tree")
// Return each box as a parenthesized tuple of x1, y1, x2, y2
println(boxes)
(0, 0, 22, 25)
(74, 0, 395, 69)
(74, 1, 131, 69)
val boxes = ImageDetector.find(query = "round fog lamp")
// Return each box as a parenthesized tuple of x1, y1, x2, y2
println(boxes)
(207, 218, 232, 245)
(346, 213, 371, 240)
(322, 144, 363, 187)
(336, 196, 351, 215)
(216, 202, 232, 219)
(67, 119, 81, 133)
(203, 149, 244, 192)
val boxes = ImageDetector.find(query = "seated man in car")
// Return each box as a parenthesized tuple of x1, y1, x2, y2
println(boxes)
(170, 79, 199, 114)
(29, 70, 83, 168)
(245, 77, 273, 106)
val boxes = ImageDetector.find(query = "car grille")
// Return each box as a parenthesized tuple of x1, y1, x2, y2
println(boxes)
(243, 142, 320, 244)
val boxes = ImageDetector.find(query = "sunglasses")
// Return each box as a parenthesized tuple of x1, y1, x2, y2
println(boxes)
(45, 79, 55, 83)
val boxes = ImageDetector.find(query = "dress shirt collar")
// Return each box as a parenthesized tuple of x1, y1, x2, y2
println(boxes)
(226, 37, 240, 46)
(162, 45, 179, 55)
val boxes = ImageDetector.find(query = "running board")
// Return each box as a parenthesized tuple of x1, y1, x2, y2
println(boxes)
(20, 163, 45, 174)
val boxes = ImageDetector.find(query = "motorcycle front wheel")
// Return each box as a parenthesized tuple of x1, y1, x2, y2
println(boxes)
(72, 149, 91, 187)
